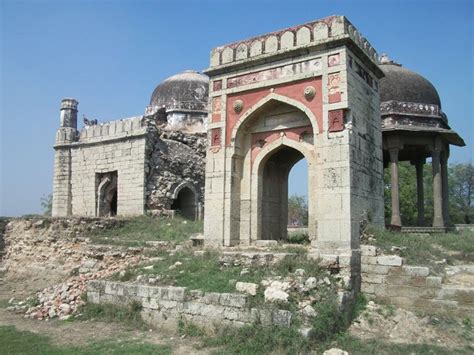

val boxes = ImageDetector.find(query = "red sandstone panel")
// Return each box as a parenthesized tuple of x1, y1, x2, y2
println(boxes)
(328, 109, 345, 132)
(210, 128, 221, 147)
(225, 77, 322, 145)
(211, 97, 222, 122)
(227, 59, 322, 89)
(327, 72, 341, 104)
(213, 80, 222, 91)
(250, 126, 313, 163)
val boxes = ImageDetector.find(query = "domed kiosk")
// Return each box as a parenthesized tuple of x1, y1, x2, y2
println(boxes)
(379, 55, 465, 230)
(146, 70, 209, 132)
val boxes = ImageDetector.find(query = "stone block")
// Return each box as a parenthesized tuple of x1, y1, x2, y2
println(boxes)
(438, 286, 474, 304)
(236, 282, 258, 296)
(402, 266, 430, 277)
(219, 293, 246, 308)
(361, 283, 375, 294)
(87, 291, 100, 304)
(201, 292, 221, 305)
(426, 276, 443, 288)
(183, 301, 201, 315)
(360, 245, 378, 256)
(361, 256, 377, 265)
(136, 285, 150, 298)
(168, 287, 186, 302)
(361, 264, 390, 275)
(200, 304, 224, 318)
(272, 309, 292, 327)
(361, 273, 384, 284)
(376, 255, 403, 266)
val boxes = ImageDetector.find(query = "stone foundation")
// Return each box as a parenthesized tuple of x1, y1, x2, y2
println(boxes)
(361, 245, 474, 318)
(87, 281, 292, 330)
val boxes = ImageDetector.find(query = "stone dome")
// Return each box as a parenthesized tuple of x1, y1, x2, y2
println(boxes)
(379, 58, 441, 107)
(149, 70, 209, 112)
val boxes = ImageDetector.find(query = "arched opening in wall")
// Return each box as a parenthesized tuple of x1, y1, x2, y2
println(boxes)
(287, 159, 309, 243)
(171, 186, 196, 220)
(259, 145, 307, 241)
(96, 171, 118, 217)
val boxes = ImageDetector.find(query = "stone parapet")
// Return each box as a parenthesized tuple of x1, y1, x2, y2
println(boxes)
(87, 281, 292, 330)
(360, 245, 474, 318)
(75, 116, 146, 145)
(207, 16, 379, 73)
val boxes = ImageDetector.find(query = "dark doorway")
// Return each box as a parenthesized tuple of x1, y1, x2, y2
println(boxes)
(171, 186, 196, 220)
(96, 171, 118, 217)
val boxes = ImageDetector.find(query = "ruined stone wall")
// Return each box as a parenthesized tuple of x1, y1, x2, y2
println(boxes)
(68, 116, 147, 216)
(145, 125, 207, 211)
(87, 280, 292, 330)
(361, 245, 474, 318)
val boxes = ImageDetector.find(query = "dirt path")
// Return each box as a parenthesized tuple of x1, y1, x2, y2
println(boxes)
(0, 282, 209, 354)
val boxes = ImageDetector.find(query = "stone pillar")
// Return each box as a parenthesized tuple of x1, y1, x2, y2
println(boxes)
(431, 149, 444, 227)
(389, 148, 401, 227)
(441, 149, 450, 226)
(415, 160, 425, 226)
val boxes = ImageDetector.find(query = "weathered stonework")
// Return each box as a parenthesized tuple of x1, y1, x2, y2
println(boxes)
(203, 15, 385, 252)
(360, 245, 474, 318)
(87, 281, 292, 330)
(52, 89, 207, 219)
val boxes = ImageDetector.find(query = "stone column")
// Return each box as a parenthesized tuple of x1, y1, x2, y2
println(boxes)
(441, 150, 450, 226)
(432, 149, 444, 227)
(415, 160, 425, 226)
(389, 148, 401, 226)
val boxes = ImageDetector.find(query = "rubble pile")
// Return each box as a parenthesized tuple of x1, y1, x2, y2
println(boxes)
(2, 218, 150, 320)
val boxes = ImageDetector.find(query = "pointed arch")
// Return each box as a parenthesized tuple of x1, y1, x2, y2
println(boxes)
(231, 93, 320, 145)
(249, 137, 316, 241)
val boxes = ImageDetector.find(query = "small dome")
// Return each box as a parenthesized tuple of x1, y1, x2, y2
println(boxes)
(149, 70, 209, 112)
(379, 58, 441, 107)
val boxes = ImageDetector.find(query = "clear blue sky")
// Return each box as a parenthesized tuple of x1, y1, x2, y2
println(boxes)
(1, 0, 472, 216)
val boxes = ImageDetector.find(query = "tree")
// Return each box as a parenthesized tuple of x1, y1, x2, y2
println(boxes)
(449, 163, 474, 224)
(40, 194, 52, 216)
(288, 195, 308, 226)
(383, 162, 430, 226)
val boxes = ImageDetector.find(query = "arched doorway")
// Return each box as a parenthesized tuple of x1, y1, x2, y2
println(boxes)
(257, 144, 309, 240)
(171, 184, 197, 220)
(288, 159, 308, 237)
(96, 171, 118, 217)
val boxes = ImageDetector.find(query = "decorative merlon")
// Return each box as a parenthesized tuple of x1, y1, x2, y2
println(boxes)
(208, 16, 379, 69)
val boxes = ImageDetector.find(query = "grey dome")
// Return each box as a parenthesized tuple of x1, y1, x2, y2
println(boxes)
(379, 62, 441, 107)
(150, 70, 209, 112)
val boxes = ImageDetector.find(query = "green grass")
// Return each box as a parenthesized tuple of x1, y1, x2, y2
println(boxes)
(78, 300, 147, 329)
(366, 227, 474, 273)
(0, 325, 171, 355)
(287, 233, 310, 245)
(88, 215, 203, 247)
(113, 249, 267, 293)
(177, 320, 470, 355)
(111, 249, 331, 297)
